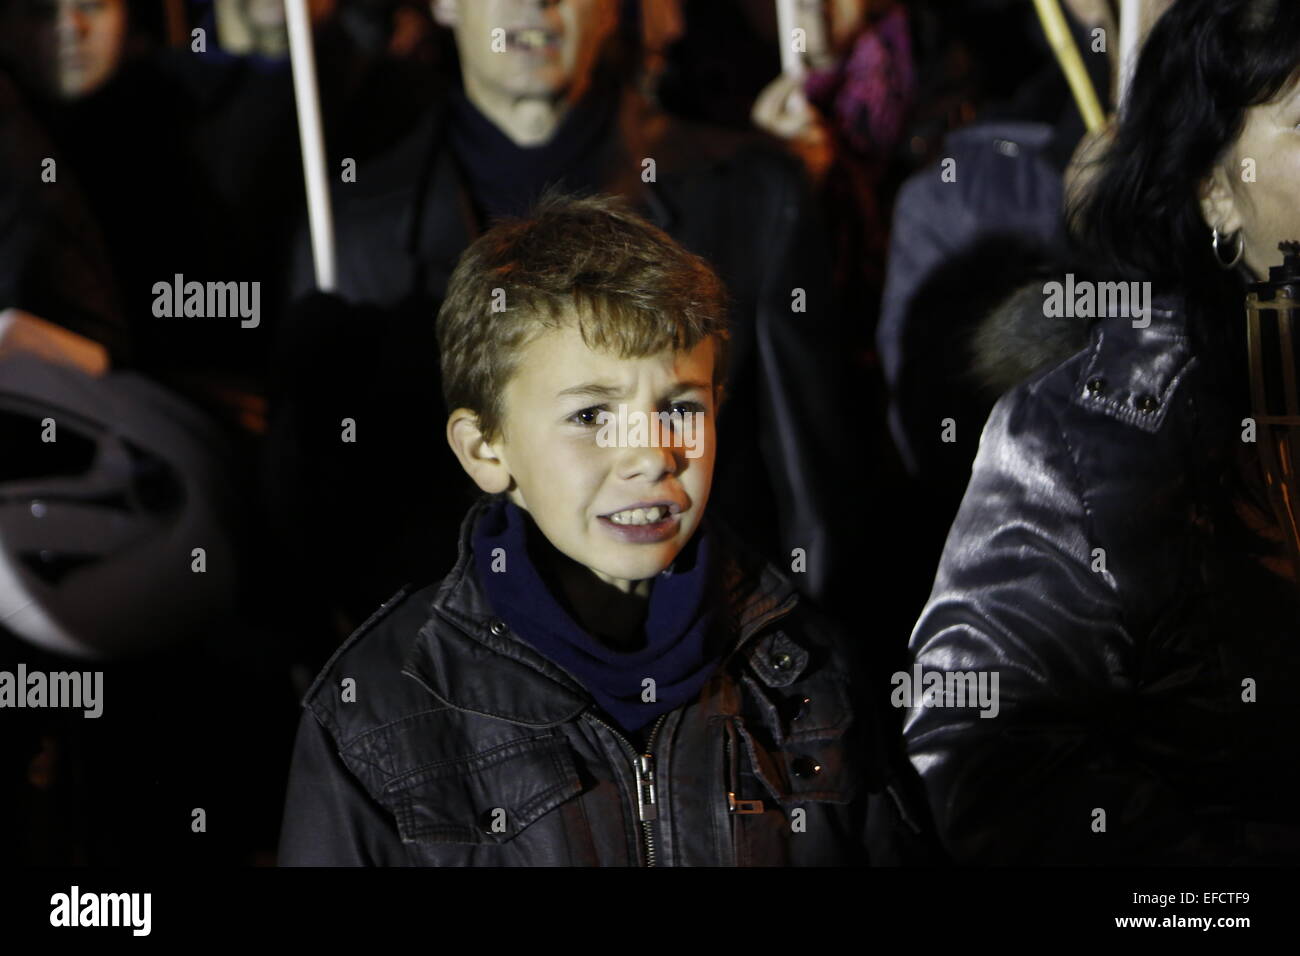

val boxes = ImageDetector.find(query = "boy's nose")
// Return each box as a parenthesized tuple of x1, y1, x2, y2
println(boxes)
(615, 435, 679, 482)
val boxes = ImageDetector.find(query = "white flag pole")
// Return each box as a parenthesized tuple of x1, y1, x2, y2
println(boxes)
(775, 0, 804, 79)
(1117, 0, 1141, 113)
(284, 0, 336, 292)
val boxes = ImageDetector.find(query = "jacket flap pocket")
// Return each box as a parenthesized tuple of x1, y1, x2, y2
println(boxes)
(385, 735, 583, 845)
(746, 630, 810, 687)
(733, 716, 858, 807)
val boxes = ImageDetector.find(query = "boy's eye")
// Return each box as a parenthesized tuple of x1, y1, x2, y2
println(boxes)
(669, 400, 705, 417)
(569, 406, 605, 427)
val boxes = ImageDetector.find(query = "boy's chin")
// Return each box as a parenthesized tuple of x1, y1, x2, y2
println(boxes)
(584, 546, 680, 589)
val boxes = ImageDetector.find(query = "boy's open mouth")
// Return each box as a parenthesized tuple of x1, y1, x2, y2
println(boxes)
(597, 502, 684, 542)
(603, 504, 676, 526)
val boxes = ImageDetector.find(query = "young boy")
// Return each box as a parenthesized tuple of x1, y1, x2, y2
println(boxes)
(277, 192, 913, 866)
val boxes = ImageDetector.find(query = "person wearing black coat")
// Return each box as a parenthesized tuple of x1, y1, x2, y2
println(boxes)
(903, 0, 1300, 864)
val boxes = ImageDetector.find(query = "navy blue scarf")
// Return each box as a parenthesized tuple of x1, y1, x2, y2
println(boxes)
(471, 498, 722, 734)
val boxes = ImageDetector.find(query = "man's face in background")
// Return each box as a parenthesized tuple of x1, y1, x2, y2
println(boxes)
(431, 0, 618, 103)
(791, 0, 866, 72)
(0, 0, 127, 101)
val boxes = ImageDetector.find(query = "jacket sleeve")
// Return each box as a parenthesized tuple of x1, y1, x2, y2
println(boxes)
(277, 706, 407, 866)
(904, 383, 1245, 864)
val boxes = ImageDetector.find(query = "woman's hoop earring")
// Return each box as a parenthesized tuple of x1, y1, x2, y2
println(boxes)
(1213, 227, 1245, 269)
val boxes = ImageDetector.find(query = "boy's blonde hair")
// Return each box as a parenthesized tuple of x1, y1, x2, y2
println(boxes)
(436, 191, 730, 442)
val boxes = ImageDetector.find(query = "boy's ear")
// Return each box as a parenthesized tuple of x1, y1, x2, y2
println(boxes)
(1199, 163, 1244, 236)
(447, 408, 511, 493)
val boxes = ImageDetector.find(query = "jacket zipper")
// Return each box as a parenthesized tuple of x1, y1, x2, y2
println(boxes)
(584, 711, 669, 867)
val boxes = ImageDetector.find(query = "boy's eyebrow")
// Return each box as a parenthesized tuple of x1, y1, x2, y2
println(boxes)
(671, 380, 712, 395)
(556, 380, 713, 402)
(556, 382, 626, 401)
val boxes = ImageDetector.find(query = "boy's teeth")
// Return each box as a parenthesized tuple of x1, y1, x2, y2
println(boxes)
(609, 506, 668, 526)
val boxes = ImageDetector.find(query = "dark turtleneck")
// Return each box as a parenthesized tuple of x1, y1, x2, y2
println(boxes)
(446, 81, 621, 223)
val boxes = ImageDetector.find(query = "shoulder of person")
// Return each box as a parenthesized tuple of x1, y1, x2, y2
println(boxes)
(332, 93, 456, 207)
(894, 120, 1061, 215)
(299, 580, 449, 746)
(623, 87, 807, 186)
(970, 289, 1206, 624)
(709, 519, 852, 677)
(976, 283, 1198, 432)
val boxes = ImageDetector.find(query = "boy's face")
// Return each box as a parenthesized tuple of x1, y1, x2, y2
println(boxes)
(484, 319, 717, 591)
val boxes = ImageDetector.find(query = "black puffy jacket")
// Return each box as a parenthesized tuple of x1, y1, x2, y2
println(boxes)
(905, 291, 1300, 864)
(278, 498, 933, 866)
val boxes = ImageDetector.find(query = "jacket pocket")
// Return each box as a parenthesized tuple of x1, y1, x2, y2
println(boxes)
(384, 734, 584, 846)
(730, 711, 859, 807)
(720, 713, 862, 866)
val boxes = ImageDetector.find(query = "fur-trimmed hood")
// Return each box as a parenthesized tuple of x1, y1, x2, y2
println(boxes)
(969, 279, 1093, 395)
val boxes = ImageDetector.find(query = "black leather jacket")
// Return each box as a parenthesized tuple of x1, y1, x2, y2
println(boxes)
(905, 293, 1300, 864)
(278, 499, 927, 866)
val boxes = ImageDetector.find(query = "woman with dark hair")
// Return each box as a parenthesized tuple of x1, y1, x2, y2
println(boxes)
(903, 0, 1300, 864)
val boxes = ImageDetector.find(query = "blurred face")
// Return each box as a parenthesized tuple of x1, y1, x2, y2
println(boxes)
(1202, 74, 1300, 279)
(0, 0, 127, 100)
(792, 0, 865, 71)
(488, 319, 717, 591)
(432, 0, 617, 101)
(241, 0, 285, 28)
(640, 0, 683, 77)
(241, 0, 289, 54)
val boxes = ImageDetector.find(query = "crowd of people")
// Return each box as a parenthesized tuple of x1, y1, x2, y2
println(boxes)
(3, 0, 1298, 866)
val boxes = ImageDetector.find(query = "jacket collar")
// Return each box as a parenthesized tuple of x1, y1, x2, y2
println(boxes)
(1070, 290, 1192, 436)
(974, 279, 1190, 395)
(400, 496, 798, 726)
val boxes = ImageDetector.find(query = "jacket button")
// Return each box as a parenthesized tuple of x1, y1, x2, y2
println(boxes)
(791, 756, 822, 779)
(771, 652, 795, 671)
(489, 619, 508, 637)
(1086, 378, 1106, 396)
(1136, 394, 1159, 413)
